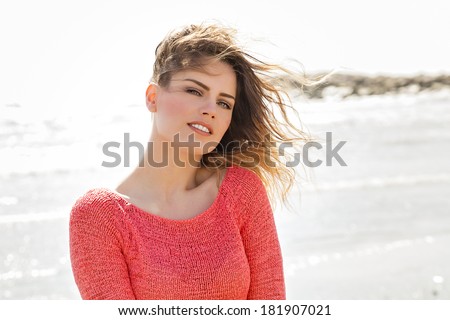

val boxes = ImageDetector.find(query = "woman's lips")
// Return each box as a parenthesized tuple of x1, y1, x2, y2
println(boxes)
(187, 122, 212, 135)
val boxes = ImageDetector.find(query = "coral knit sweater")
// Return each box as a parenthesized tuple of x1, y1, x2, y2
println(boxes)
(69, 166, 285, 300)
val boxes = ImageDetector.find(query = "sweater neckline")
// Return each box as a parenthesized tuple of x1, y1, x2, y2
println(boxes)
(107, 167, 232, 225)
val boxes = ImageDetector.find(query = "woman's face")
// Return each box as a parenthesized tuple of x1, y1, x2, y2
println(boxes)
(147, 59, 237, 158)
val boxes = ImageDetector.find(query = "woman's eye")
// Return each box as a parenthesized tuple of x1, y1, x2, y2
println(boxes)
(186, 88, 202, 96)
(218, 101, 231, 109)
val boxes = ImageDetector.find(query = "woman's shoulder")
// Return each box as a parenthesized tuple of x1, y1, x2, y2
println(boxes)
(70, 187, 124, 220)
(224, 166, 266, 196)
(227, 165, 263, 183)
(71, 187, 118, 207)
(69, 188, 129, 245)
(223, 167, 271, 225)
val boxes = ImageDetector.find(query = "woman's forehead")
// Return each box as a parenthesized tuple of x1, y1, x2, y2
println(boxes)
(178, 59, 235, 77)
(171, 62, 237, 90)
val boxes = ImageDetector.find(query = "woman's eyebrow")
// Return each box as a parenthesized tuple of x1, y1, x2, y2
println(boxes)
(184, 78, 235, 101)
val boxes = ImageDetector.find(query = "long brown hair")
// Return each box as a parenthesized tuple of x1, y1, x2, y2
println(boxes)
(151, 23, 313, 203)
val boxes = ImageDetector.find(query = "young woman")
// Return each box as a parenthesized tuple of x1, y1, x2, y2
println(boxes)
(69, 23, 308, 300)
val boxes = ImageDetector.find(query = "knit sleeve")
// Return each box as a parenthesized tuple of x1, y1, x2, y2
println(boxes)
(69, 189, 136, 300)
(239, 171, 286, 300)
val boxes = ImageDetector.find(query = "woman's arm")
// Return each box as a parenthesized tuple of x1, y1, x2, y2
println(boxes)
(69, 190, 136, 300)
(240, 172, 286, 300)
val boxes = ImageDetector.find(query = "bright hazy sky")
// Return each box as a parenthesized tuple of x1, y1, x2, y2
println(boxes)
(1, 0, 449, 113)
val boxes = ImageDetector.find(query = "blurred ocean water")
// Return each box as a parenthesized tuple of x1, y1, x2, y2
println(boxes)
(280, 90, 450, 299)
(1, 89, 449, 299)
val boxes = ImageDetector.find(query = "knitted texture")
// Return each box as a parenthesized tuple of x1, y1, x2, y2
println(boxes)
(69, 166, 285, 300)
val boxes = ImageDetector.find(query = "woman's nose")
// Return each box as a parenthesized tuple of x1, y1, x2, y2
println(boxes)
(200, 100, 216, 119)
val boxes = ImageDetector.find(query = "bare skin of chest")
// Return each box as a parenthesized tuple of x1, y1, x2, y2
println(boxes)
(115, 169, 223, 220)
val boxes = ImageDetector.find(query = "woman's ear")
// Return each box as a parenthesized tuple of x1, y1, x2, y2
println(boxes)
(145, 83, 159, 112)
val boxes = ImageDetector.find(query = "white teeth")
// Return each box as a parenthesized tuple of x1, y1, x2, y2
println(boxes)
(190, 123, 210, 133)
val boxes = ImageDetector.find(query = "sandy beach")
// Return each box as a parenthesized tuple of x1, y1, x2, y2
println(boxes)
(1, 86, 449, 299)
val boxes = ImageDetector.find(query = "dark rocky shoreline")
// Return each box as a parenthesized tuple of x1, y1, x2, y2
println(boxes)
(282, 73, 450, 99)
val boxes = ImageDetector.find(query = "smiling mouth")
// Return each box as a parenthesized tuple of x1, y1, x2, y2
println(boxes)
(188, 123, 212, 135)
